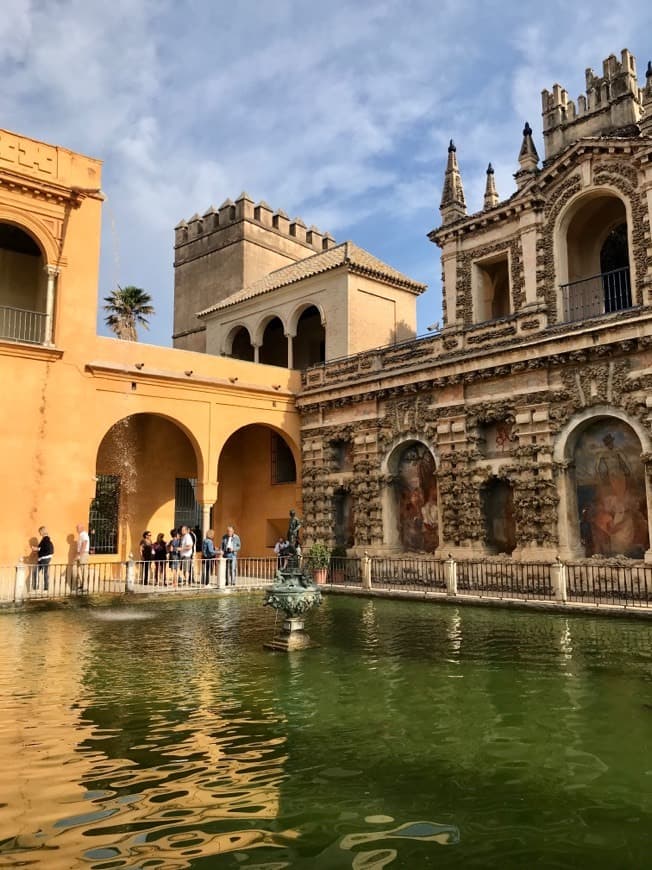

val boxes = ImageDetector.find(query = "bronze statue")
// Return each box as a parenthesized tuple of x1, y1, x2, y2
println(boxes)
(287, 509, 302, 549)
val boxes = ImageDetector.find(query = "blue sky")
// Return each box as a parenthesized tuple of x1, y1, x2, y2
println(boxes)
(3, 0, 652, 346)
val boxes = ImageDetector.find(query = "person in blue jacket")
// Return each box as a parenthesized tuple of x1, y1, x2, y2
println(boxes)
(221, 525, 241, 586)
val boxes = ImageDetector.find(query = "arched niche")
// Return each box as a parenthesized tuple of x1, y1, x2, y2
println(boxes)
(292, 304, 325, 368)
(384, 440, 438, 552)
(481, 477, 516, 555)
(334, 488, 355, 548)
(557, 190, 632, 322)
(0, 222, 47, 343)
(571, 418, 649, 558)
(93, 413, 201, 557)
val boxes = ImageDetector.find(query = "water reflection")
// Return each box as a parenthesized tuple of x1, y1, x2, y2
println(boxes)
(0, 598, 651, 867)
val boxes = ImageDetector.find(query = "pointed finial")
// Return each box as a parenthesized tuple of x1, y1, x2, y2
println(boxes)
(515, 121, 539, 189)
(484, 162, 499, 209)
(647, 60, 652, 79)
(439, 138, 467, 224)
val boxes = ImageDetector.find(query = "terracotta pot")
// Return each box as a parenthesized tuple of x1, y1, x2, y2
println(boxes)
(313, 567, 328, 585)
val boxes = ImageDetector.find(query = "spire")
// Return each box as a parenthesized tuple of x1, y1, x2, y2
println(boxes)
(439, 139, 467, 224)
(483, 163, 499, 209)
(514, 122, 539, 189)
(640, 60, 652, 136)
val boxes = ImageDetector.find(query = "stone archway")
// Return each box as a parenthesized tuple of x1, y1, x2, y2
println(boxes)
(215, 425, 298, 555)
(94, 414, 200, 558)
(384, 441, 438, 552)
(0, 222, 49, 344)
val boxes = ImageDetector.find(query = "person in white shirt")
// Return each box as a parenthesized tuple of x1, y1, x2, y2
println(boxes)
(75, 523, 90, 591)
(179, 524, 195, 585)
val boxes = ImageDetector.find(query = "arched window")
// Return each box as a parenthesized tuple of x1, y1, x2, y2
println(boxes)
(229, 326, 254, 361)
(259, 317, 287, 367)
(0, 222, 47, 343)
(293, 305, 325, 368)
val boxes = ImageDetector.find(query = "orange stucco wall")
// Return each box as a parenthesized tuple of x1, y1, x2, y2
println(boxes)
(0, 129, 302, 565)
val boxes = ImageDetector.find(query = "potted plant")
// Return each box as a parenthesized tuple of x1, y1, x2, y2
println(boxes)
(305, 540, 331, 585)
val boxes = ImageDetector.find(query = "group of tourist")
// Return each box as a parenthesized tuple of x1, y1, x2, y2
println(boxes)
(139, 525, 241, 587)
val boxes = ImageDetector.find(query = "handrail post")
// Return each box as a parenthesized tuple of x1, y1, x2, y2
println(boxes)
(14, 558, 28, 602)
(362, 552, 372, 590)
(126, 553, 135, 591)
(446, 555, 458, 596)
(551, 560, 567, 603)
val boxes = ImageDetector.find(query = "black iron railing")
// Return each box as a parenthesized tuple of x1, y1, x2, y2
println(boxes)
(560, 266, 631, 323)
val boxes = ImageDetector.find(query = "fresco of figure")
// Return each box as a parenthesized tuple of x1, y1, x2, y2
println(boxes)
(396, 444, 438, 552)
(574, 423, 648, 558)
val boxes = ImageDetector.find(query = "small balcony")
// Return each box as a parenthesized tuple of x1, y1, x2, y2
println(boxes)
(561, 266, 632, 323)
(0, 305, 47, 345)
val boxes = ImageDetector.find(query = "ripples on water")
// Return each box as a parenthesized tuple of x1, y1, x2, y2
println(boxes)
(0, 597, 650, 868)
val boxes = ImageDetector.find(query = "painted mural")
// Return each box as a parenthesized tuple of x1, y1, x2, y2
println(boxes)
(395, 443, 438, 552)
(574, 420, 649, 559)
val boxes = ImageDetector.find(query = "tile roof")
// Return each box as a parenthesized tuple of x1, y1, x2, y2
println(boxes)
(197, 241, 426, 317)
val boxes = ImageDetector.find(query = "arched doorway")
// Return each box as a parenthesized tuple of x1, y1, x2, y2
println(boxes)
(228, 326, 255, 361)
(573, 418, 648, 558)
(334, 488, 354, 549)
(560, 193, 632, 321)
(93, 414, 199, 557)
(259, 317, 287, 367)
(216, 425, 298, 555)
(481, 477, 516, 554)
(293, 305, 325, 368)
(385, 441, 438, 552)
(0, 222, 47, 343)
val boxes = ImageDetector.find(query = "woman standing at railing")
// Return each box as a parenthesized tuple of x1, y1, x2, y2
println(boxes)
(202, 530, 219, 585)
(168, 529, 181, 587)
(139, 531, 153, 585)
(153, 533, 167, 585)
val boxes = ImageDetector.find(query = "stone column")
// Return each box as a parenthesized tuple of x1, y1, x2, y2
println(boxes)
(555, 461, 581, 560)
(286, 333, 295, 369)
(43, 265, 59, 346)
(201, 502, 212, 535)
(253, 343, 260, 364)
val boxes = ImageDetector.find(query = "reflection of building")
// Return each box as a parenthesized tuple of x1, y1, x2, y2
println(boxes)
(5, 49, 652, 565)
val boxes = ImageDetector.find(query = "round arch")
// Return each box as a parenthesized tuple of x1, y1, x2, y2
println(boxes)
(554, 186, 634, 319)
(0, 207, 59, 264)
(92, 412, 205, 558)
(554, 408, 650, 559)
(215, 423, 300, 556)
(224, 323, 255, 361)
(287, 300, 326, 335)
(382, 438, 439, 553)
(252, 312, 288, 348)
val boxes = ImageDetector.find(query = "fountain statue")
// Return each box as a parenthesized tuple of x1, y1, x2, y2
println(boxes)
(263, 509, 322, 650)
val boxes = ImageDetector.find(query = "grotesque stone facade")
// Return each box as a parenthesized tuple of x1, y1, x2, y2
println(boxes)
(297, 50, 652, 563)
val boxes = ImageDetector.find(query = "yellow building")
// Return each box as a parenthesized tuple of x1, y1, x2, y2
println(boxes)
(0, 128, 304, 565)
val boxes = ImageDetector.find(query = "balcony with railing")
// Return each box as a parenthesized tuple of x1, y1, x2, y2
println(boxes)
(0, 305, 47, 344)
(561, 266, 632, 323)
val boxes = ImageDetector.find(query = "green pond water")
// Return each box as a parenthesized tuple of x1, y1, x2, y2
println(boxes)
(0, 594, 651, 868)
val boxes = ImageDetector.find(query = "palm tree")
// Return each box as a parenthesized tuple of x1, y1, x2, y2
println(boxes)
(103, 285, 155, 341)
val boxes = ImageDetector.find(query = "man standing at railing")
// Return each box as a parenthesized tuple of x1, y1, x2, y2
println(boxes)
(75, 523, 90, 591)
(221, 525, 241, 586)
(179, 525, 194, 585)
(31, 526, 53, 592)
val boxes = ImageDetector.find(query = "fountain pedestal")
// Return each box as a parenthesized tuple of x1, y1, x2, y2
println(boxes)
(263, 560, 322, 652)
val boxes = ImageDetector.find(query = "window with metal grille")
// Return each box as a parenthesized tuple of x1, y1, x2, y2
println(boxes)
(175, 477, 202, 531)
(271, 433, 296, 484)
(89, 474, 120, 554)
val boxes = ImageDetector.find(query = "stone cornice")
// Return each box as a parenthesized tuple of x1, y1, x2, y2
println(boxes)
(297, 319, 652, 412)
(0, 167, 102, 207)
(85, 360, 295, 400)
(0, 340, 63, 362)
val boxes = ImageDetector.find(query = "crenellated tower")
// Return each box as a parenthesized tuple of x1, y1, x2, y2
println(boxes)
(173, 192, 336, 351)
(541, 49, 642, 162)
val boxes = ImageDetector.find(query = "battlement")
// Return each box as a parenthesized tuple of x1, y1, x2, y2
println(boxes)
(541, 49, 643, 161)
(174, 192, 335, 255)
